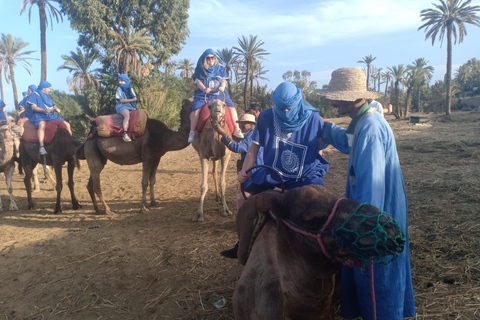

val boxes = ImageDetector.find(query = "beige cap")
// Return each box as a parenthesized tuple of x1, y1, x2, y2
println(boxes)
(236, 113, 256, 123)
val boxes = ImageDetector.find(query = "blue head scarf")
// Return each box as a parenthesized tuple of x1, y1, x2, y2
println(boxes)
(272, 82, 315, 133)
(36, 81, 54, 107)
(118, 74, 135, 99)
(192, 49, 222, 81)
(22, 91, 28, 96)
(28, 84, 37, 92)
(0, 99, 5, 107)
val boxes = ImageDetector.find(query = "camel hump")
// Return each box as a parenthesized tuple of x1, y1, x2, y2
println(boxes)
(196, 103, 234, 133)
(96, 109, 149, 138)
(21, 120, 71, 145)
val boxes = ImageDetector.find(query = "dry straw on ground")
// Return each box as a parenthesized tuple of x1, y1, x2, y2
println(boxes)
(0, 111, 479, 319)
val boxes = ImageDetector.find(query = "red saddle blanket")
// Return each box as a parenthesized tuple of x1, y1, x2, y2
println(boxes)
(22, 120, 71, 145)
(95, 109, 149, 138)
(196, 104, 234, 133)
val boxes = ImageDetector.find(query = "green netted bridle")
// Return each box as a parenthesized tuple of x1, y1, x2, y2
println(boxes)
(333, 203, 405, 265)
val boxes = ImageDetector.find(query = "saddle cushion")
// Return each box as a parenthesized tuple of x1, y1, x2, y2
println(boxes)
(196, 104, 234, 133)
(22, 120, 71, 145)
(96, 109, 149, 138)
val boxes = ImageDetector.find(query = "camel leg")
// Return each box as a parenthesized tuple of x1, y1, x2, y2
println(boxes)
(53, 163, 63, 214)
(148, 158, 161, 207)
(220, 153, 232, 217)
(5, 164, 18, 211)
(84, 141, 111, 215)
(140, 161, 152, 213)
(67, 160, 81, 210)
(212, 160, 220, 202)
(22, 158, 35, 210)
(87, 175, 101, 214)
(192, 158, 209, 222)
(32, 165, 41, 192)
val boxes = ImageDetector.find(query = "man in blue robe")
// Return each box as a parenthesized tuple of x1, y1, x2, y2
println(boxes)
(319, 68, 415, 320)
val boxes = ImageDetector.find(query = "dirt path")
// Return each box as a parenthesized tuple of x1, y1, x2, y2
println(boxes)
(1, 112, 479, 319)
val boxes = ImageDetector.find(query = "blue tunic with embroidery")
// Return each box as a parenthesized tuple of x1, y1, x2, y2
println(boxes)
(249, 107, 329, 191)
(115, 87, 137, 114)
(26, 92, 64, 129)
(323, 108, 415, 320)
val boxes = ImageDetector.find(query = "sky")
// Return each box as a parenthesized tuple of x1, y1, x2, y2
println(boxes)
(1, 0, 480, 113)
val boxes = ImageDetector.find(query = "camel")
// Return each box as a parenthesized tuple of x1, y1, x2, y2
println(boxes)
(0, 125, 20, 211)
(191, 99, 232, 222)
(76, 99, 191, 215)
(232, 185, 405, 320)
(19, 126, 82, 213)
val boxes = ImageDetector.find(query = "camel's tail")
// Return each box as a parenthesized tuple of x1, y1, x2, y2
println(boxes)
(74, 143, 85, 170)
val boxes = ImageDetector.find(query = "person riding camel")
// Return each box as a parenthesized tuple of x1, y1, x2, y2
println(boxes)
(26, 81, 70, 156)
(115, 74, 138, 142)
(188, 48, 244, 143)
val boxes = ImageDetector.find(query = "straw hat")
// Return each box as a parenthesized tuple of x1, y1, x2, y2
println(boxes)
(316, 68, 382, 101)
(236, 113, 256, 123)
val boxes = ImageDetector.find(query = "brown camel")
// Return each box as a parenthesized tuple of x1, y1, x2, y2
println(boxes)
(0, 124, 20, 211)
(19, 126, 82, 213)
(191, 99, 232, 222)
(233, 185, 405, 319)
(76, 99, 191, 215)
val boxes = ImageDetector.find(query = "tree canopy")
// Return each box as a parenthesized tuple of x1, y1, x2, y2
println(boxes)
(57, 0, 190, 65)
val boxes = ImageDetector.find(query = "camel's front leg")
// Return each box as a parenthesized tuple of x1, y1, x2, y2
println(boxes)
(22, 161, 35, 210)
(4, 164, 18, 211)
(148, 158, 161, 207)
(140, 160, 156, 213)
(53, 164, 63, 214)
(220, 153, 232, 217)
(192, 158, 209, 222)
(67, 160, 81, 210)
(32, 165, 41, 192)
(212, 160, 220, 202)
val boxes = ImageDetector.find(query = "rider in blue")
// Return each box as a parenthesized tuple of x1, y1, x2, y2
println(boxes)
(188, 49, 244, 143)
(27, 81, 70, 155)
(115, 74, 138, 142)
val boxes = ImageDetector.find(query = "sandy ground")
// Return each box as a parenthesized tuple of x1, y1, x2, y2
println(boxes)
(0, 111, 479, 319)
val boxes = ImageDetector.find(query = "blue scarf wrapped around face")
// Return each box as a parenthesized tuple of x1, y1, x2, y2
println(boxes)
(272, 82, 315, 133)
(192, 49, 222, 81)
(36, 81, 54, 107)
(118, 74, 136, 99)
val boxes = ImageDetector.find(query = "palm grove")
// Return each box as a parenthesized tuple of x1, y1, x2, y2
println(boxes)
(0, 0, 479, 138)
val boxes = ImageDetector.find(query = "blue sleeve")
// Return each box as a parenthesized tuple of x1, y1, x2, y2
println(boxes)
(251, 110, 269, 146)
(323, 122, 350, 154)
(218, 66, 228, 79)
(115, 87, 123, 101)
(352, 132, 386, 209)
(226, 136, 252, 154)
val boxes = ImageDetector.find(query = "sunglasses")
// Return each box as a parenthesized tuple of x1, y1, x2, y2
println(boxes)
(206, 56, 215, 60)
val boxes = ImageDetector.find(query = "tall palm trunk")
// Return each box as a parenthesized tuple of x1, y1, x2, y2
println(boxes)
(0, 65, 4, 101)
(445, 22, 453, 116)
(394, 81, 400, 119)
(243, 59, 250, 111)
(8, 65, 19, 108)
(39, 1, 47, 81)
(385, 78, 389, 95)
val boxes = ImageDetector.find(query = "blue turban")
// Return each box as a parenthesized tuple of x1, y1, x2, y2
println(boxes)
(37, 81, 52, 90)
(28, 84, 37, 92)
(0, 99, 5, 107)
(192, 49, 222, 81)
(118, 74, 135, 99)
(22, 91, 28, 96)
(272, 82, 315, 133)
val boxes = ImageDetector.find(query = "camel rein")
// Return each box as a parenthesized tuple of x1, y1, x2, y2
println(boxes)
(281, 197, 345, 260)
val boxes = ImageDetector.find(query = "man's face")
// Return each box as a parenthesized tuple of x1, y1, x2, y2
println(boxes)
(42, 87, 51, 94)
(331, 100, 354, 116)
(28, 89, 32, 95)
(248, 109, 260, 119)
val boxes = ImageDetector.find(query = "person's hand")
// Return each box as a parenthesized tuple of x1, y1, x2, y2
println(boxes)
(232, 135, 241, 142)
(238, 170, 250, 184)
(53, 106, 61, 113)
(218, 87, 224, 93)
(204, 88, 212, 94)
(213, 125, 227, 136)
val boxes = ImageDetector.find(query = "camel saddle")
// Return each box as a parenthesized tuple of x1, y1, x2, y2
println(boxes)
(96, 109, 149, 138)
(22, 120, 71, 145)
(196, 103, 234, 133)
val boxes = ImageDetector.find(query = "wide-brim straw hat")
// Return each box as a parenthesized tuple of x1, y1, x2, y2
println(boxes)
(316, 68, 382, 101)
(236, 113, 256, 123)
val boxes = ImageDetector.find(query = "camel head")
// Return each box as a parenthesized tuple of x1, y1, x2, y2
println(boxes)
(207, 99, 227, 127)
(269, 185, 405, 267)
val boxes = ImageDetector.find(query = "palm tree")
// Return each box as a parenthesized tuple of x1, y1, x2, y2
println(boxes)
(109, 25, 154, 76)
(233, 35, 270, 110)
(57, 47, 100, 95)
(163, 59, 177, 75)
(407, 58, 434, 111)
(382, 70, 393, 96)
(216, 48, 238, 83)
(177, 58, 194, 78)
(419, 0, 480, 115)
(357, 55, 377, 89)
(454, 64, 471, 96)
(403, 69, 423, 118)
(20, 0, 63, 81)
(388, 64, 407, 118)
(0, 49, 6, 101)
(0, 34, 37, 108)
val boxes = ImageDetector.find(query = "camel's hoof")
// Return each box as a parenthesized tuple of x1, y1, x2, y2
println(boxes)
(9, 205, 18, 211)
(95, 210, 107, 215)
(72, 203, 82, 210)
(141, 206, 148, 214)
(192, 215, 204, 222)
(28, 204, 35, 210)
(149, 201, 160, 207)
(33, 189, 41, 193)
